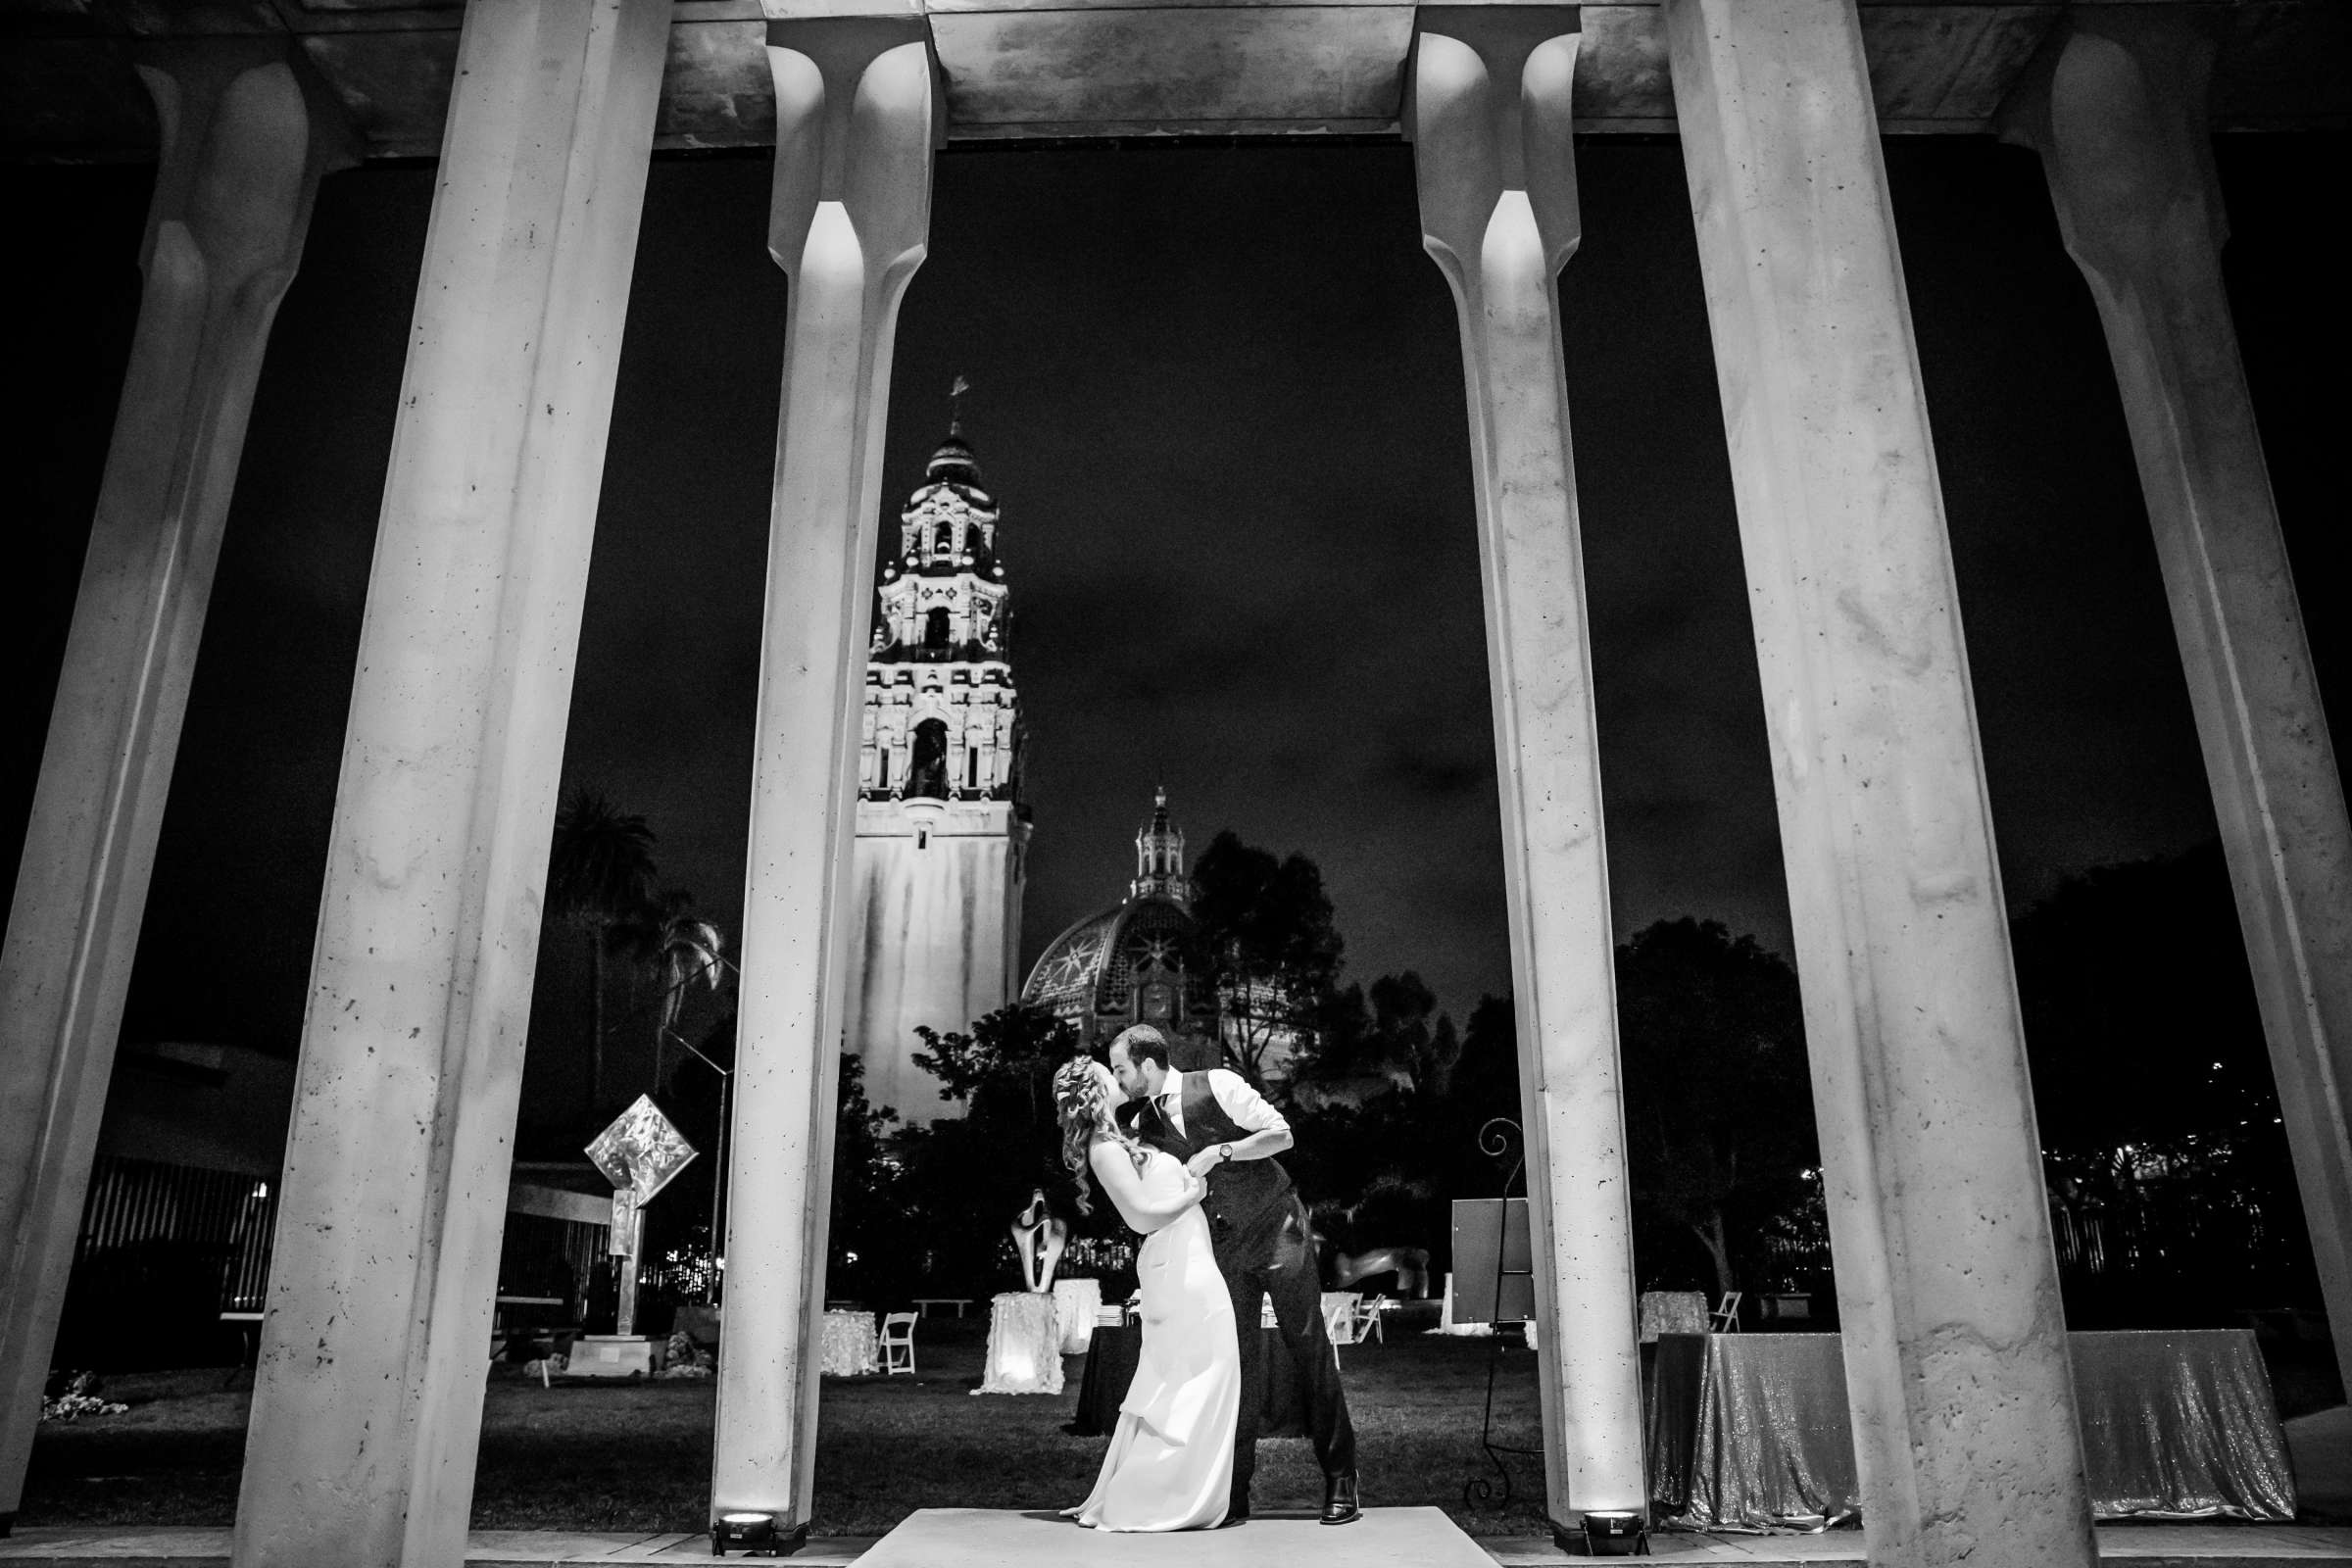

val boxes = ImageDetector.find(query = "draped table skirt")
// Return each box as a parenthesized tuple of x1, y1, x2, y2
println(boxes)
(1072, 1324, 1309, 1439)
(1052, 1277, 1102, 1355)
(818, 1309, 878, 1377)
(974, 1291, 1065, 1396)
(1646, 1329, 2297, 1531)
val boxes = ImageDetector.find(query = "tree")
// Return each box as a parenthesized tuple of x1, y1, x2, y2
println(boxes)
(827, 1052, 906, 1302)
(2011, 842, 2307, 1311)
(1190, 831, 1346, 1084)
(547, 788, 658, 1110)
(910, 1001, 1080, 1133)
(1291, 971, 1459, 1102)
(1616, 918, 1815, 1298)
(1448, 994, 1521, 1132)
(2013, 842, 2281, 1159)
(899, 1003, 1089, 1297)
(615, 889, 725, 1091)
(1280, 983, 1517, 1291)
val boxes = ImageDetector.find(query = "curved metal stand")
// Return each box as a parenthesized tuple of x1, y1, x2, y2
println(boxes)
(1463, 1116, 1546, 1512)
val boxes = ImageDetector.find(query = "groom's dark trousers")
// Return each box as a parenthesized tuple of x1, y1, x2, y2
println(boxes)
(1125, 1074, 1355, 1512)
(1211, 1190, 1355, 1509)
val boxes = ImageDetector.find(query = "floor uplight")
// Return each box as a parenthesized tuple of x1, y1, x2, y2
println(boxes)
(711, 1510, 780, 1556)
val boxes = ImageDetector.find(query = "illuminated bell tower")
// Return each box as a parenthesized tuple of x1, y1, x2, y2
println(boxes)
(1131, 789, 1191, 906)
(842, 417, 1031, 1124)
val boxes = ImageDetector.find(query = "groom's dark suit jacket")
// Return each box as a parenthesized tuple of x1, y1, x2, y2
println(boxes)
(1116, 1067, 1357, 1494)
(1117, 1072, 1293, 1244)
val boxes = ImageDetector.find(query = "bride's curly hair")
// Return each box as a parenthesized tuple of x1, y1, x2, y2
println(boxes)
(1053, 1054, 1147, 1216)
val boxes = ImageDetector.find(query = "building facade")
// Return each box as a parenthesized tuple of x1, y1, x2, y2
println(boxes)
(1024, 791, 1219, 1070)
(1022, 789, 1300, 1081)
(841, 431, 1032, 1124)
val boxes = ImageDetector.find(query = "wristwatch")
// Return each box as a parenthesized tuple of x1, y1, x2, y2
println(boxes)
(1218, 1144, 1234, 1163)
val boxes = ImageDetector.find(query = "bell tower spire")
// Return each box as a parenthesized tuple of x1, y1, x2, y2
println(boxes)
(841, 399, 1032, 1124)
(860, 413, 1020, 800)
(1131, 787, 1191, 906)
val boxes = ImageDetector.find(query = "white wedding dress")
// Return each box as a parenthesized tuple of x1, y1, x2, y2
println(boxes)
(1065, 1145, 1240, 1532)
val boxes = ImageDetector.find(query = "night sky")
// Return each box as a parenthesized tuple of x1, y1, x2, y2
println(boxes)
(10, 131, 2347, 1126)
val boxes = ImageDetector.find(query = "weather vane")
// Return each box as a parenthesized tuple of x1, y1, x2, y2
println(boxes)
(950, 372, 971, 434)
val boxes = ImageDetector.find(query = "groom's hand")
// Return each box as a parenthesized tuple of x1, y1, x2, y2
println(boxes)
(1183, 1149, 1223, 1179)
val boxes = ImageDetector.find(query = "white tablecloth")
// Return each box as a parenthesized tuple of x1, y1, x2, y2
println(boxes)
(1052, 1278, 1102, 1354)
(973, 1291, 1064, 1395)
(820, 1309, 878, 1376)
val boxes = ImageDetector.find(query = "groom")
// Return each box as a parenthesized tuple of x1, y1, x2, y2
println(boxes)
(1108, 1024, 1360, 1527)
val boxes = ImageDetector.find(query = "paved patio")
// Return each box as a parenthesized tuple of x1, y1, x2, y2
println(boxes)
(7, 1402, 2343, 1566)
(3, 1520, 2350, 1567)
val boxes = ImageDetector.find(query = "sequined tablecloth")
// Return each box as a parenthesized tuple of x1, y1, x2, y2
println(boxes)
(974, 1290, 1064, 1395)
(1646, 1330, 2297, 1530)
(1639, 1290, 1710, 1344)
(2071, 1330, 2298, 1520)
(818, 1309, 877, 1377)
(1053, 1277, 1102, 1354)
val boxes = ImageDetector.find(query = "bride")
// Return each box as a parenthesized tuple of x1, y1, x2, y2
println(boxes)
(1053, 1054, 1241, 1532)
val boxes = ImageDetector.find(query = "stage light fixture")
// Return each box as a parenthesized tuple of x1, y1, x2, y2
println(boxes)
(1580, 1509, 1647, 1556)
(710, 1510, 780, 1556)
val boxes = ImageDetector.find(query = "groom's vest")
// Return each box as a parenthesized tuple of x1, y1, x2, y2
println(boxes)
(1145, 1072, 1296, 1238)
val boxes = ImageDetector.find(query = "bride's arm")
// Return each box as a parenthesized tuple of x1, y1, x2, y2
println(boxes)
(1089, 1144, 1203, 1235)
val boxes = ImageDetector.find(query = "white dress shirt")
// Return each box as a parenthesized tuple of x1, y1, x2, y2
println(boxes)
(1153, 1066, 1288, 1143)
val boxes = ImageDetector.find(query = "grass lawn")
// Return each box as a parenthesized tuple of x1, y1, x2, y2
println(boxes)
(24, 1317, 1557, 1538)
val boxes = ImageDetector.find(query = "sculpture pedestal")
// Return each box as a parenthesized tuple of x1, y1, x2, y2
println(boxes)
(973, 1291, 1063, 1395)
(571, 1335, 653, 1378)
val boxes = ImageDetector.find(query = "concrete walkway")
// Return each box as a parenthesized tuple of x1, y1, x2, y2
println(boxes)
(5, 1408, 2346, 1568)
(4, 1519, 2351, 1566)
(2288, 1405, 2352, 1520)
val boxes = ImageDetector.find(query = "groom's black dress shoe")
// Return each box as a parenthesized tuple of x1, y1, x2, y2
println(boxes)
(1321, 1472, 1362, 1526)
(1217, 1501, 1250, 1528)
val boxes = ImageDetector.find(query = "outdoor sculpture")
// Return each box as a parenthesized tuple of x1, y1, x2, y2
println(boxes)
(978, 1191, 1068, 1395)
(1011, 1188, 1067, 1293)
(581, 1095, 698, 1374)
(1335, 1245, 1432, 1298)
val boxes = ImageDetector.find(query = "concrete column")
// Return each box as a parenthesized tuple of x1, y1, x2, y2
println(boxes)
(0, 41, 349, 1534)
(2001, 14, 2352, 1397)
(1664, 2, 2095, 1563)
(1405, 8, 1645, 1533)
(228, 4, 671, 1565)
(710, 19, 938, 1543)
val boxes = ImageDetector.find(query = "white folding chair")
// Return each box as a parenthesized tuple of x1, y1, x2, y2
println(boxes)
(879, 1310, 917, 1375)
(1710, 1291, 1742, 1333)
(1350, 1294, 1389, 1345)
(1322, 1291, 1362, 1347)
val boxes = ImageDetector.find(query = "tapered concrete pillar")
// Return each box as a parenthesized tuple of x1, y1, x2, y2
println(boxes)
(2001, 14, 2352, 1397)
(1405, 8, 1644, 1533)
(0, 42, 349, 1534)
(228, 4, 671, 1565)
(1665, 2, 2094, 1563)
(710, 19, 939, 1544)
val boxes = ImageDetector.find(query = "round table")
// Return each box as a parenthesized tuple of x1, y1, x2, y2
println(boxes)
(1071, 1324, 1308, 1438)
(1052, 1277, 1102, 1354)
(1640, 1290, 1710, 1344)
(819, 1308, 878, 1376)
(975, 1290, 1064, 1395)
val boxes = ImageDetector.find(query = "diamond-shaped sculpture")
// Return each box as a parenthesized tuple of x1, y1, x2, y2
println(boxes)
(586, 1094, 698, 1201)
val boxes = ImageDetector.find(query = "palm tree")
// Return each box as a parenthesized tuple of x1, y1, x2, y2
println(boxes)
(619, 889, 726, 1090)
(548, 788, 658, 1109)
